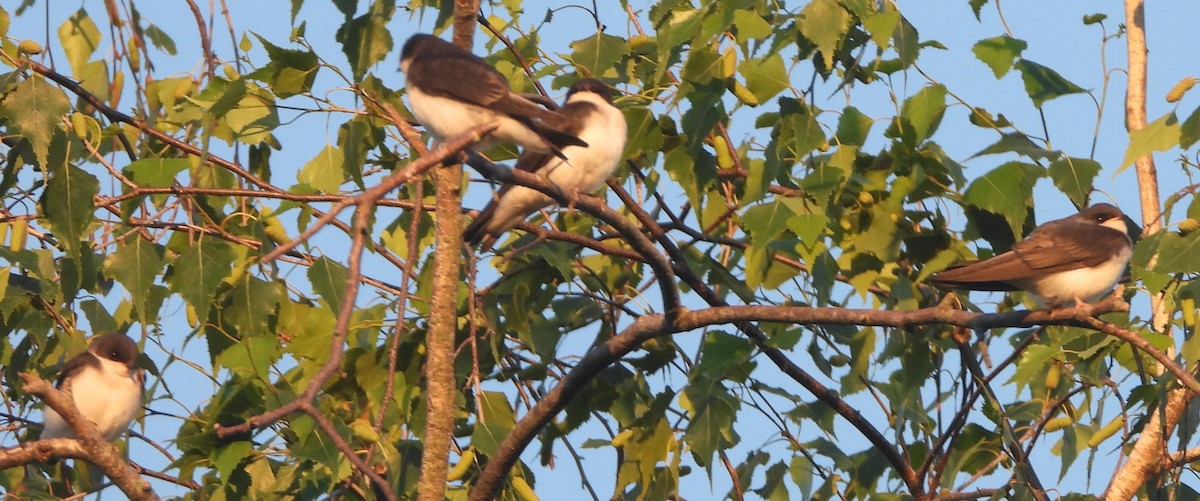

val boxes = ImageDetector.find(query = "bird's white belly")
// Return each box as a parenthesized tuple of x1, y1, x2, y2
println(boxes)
(1028, 247, 1131, 306)
(491, 100, 627, 224)
(406, 89, 544, 151)
(42, 362, 141, 441)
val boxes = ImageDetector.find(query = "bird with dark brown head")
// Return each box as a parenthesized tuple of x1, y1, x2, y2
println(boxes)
(400, 34, 588, 158)
(929, 203, 1133, 308)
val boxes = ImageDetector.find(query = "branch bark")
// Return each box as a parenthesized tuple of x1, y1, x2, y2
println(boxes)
(416, 2, 482, 499)
(1106, 2, 1188, 499)
(470, 296, 1147, 500)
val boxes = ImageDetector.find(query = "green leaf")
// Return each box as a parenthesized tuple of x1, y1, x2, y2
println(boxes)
(946, 423, 1002, 478)
(212, 441, 252, 481)
(861, 8, 900, 50)
(971, 132, 1057, 160)
(681, 384, 740, 468)
(788, 211, 829, 247)
(972, 36, 1027, 78)
(254, 34, 319, 98)
(658, 8, 705, 59)
(1014, 59, 1086, 107)
(1009, 344, 1059, 395)
(696, 331, 754, 380)
(471, 391, 517, 456)
(963, 162, 1041, 237)
(775, 98, 825, 160)
(893, 84, 947, 145)
(104, 239, 165, 323)
(733, 10, 772, 40)
(1047, 157, 1102, 208)
(74, 60, 110, 102)
(58, 9, 101, 77)
(224, 276, 279, 338)
(0, 77, 72, 166)
(217, 333, 281, 373)
(743, 201, 795, 254)
(1181, 104, 1200, 149)
(225, 92, 280, 145)
(335, 4, 394, 81)
(124, 158, 190, 187)
(298, 145, 345, 193)
(835, 106, 873, 147)
(569, 32, 626, 78)
(969, 0, 989, 20)
(682, 45, 724, 86)
(209, 78, 248, 117)
(797, 0, 852, 68)
(41, 134, 99, 263)
(739, 53, 790, 103)
(1152, 232, 1200, 274)
(1121, 112, 1180, 172)
(143, 23, 177, 55)
(168, 238, 234, 323)
(309, 256, 349, 313)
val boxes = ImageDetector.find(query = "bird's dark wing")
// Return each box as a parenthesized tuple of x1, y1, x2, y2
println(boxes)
(930, 220, 1129, 289)
(929, 253, 1033, 290)
(464, 199, 502, 246)
(1010, 221, 1128, 273)
(55, 351, 100, 387)
(406, 56, 510, 107)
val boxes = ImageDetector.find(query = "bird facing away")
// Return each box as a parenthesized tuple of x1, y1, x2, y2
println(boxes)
(41, 333, 144, 441)
(464, 78, 628, 249)
(399, 34, 588, 157)
(929, 203, 1133, 308)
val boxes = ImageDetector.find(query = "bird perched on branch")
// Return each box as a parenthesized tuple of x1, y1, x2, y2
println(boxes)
(464, 78, 627, 249)
(400, 33, 588, 157)
(41, 333, 144, 441)
(929, 203, 1133, 308)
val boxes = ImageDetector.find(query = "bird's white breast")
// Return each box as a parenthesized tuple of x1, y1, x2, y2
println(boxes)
(486, 92, 627, 229)
(405, 88, 547, 151)
(1027, 245, 1132, 307)
(42, 358, 142, 441)
(543, 92, 628, 193)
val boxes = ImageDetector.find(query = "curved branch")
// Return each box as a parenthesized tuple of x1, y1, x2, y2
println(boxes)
(470, 297, 1139, 500)
(475, 163, 682, 318)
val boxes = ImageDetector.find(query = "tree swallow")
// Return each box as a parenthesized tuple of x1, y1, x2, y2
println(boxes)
(399, 34, 588, 157)
(930, 203, 1133, 308)
(41, 333, 144, 441)
(464, 78, 627, 248)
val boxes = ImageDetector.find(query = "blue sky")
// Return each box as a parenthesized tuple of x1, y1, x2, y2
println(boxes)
(6, 0, 1200, 498)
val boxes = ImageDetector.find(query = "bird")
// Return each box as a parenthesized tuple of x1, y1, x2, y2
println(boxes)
(399, 33, 588, 157)
(929, 203, 1133, 308)
(464, 78, 627, 248)
(41, 333, 144, 441)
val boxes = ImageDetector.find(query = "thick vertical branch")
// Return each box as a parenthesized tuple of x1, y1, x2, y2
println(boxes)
(1124, 0, 1160, 236)
(1104, 389, 1188, 499)
(1105, 2, 1187, 499)
(416, 1, 481, 500)
(1123, 0, 1168, 334)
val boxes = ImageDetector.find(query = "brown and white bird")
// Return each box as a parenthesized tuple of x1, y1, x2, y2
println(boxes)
(41, 333, 144, 441)
(399, 34, 587, 157)
(929, 203, 1133, 308)
(464, 78, 627, 248)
